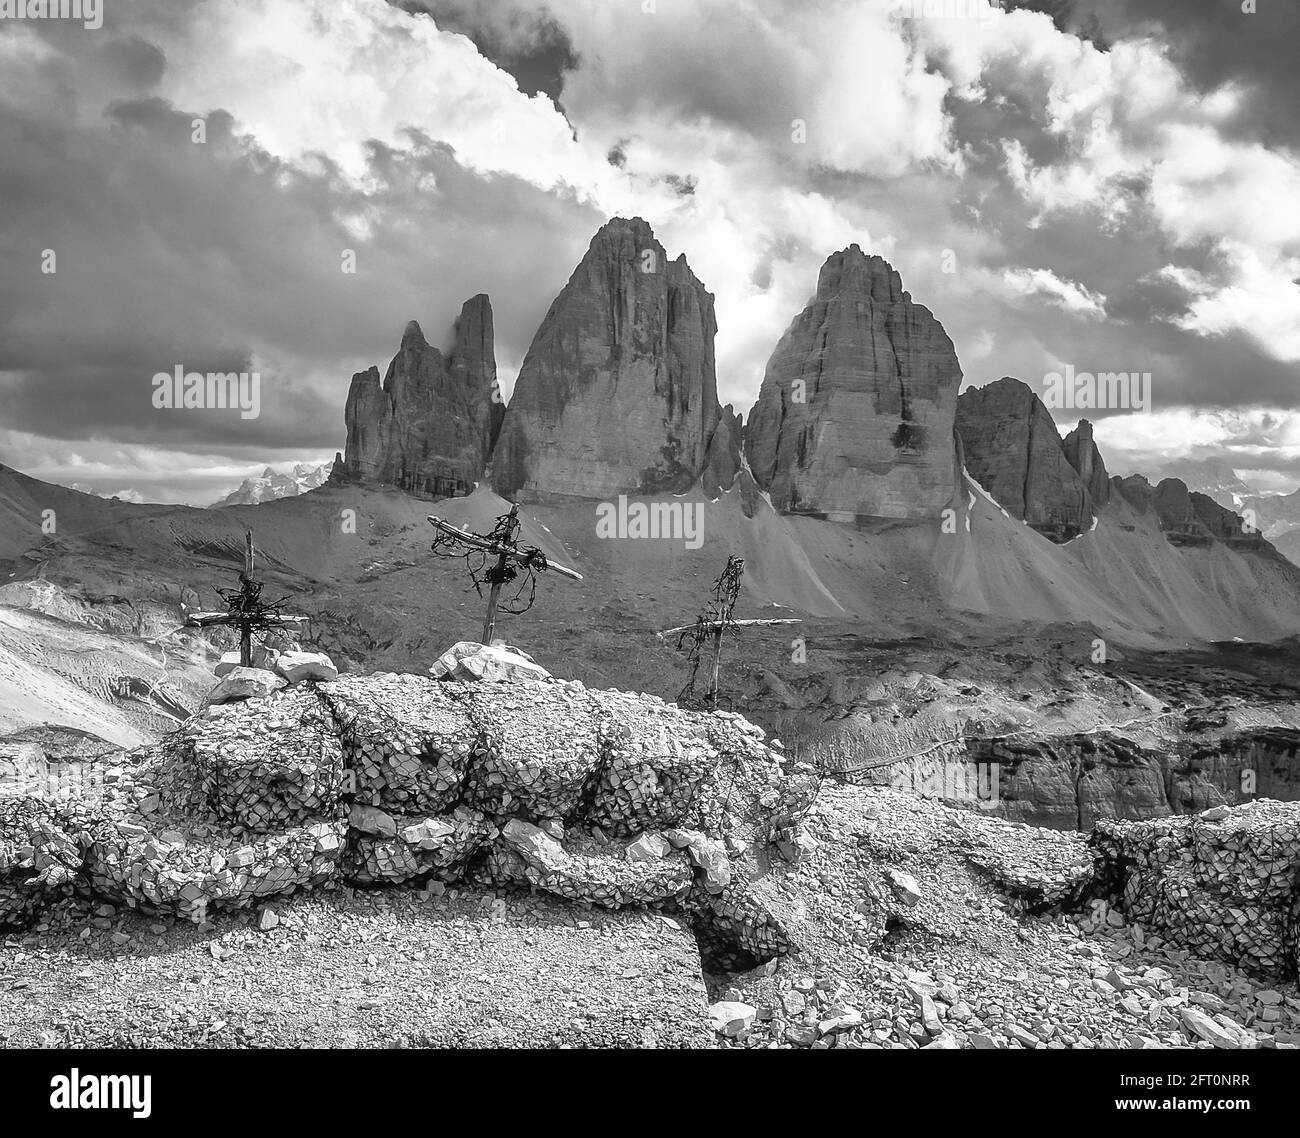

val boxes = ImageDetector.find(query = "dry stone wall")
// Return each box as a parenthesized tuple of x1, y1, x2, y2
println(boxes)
(1, 673, 816, 967)
(1091, 801, 1300, 979)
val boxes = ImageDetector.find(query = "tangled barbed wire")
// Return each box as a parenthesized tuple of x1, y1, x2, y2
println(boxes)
(430, 507, 551, 616)
(211, 570, 294, 633)
(675, 554, 745, 709)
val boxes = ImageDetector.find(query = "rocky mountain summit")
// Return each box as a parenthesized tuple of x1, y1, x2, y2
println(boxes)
(324, 222, 1284, 565)
(956, 377, 1103, 541)
(339, 295, 503, 498)
(745, 246, 962, 520)
(492, 218, 737, 500)
(954, 378, 1271, 552)
(1061, 419, 1110, 508)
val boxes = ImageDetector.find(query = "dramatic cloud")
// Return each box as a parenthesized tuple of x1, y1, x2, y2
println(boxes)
(1, 0, 1298, 501)
(1003, 267, 1107, 317)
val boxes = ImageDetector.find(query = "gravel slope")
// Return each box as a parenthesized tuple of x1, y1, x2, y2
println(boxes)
(717, 786, 1300, 1049)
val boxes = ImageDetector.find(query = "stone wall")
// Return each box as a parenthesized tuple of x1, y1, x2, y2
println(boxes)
(1, 674, 818, 967)
(1090, 801, 1300, 979)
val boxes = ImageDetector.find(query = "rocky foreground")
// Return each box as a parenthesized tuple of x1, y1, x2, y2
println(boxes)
(713, 787, 1300, 1050)
(2, 671, 1299, 1049)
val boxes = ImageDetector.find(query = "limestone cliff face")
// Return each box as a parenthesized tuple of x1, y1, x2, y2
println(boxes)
(492, 217, 737, 500)
(701, 404, 743, 500)
(342, 295, 503, 499)
(967, 730, 1300, 830)
(958, 388, 1264, 549)
(956, 378, 1098, 542)
(1062, 419, 1110, 508)
(743, 246, 962, 520)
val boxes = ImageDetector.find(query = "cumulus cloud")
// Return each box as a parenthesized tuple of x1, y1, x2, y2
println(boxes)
(2, 0, 1299, 500)
(1096, 407, 1300, 487)
(1003, 267, 1107, 317)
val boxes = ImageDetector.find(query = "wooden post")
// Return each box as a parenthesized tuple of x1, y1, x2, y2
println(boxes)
(240, 531, 255, 667)
(482, 548, 508, 645)
(182, 528, 307, 670)
(706, 625, 724, 709)
(481, 506, 520, 646)
(427, 503, 581, 646)
(656, 554, 802, 710)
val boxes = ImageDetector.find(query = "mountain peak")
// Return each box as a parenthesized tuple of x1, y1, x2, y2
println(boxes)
(814, 246, 905, 306)
(745, 250, 961, 519)
(401, 320, 428, 350)
(343, 297, 501, 499)
(957, 378, 1103, 541)
(491, 217, 731, 500)
(210, 462, 330, 507)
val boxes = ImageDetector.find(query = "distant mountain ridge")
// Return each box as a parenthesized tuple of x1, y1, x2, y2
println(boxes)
(211, 462, 330, 507)
(1148, 458, 1258, 510)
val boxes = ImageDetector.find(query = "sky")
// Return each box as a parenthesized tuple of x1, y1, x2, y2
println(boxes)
(1, 0, 1298, 503)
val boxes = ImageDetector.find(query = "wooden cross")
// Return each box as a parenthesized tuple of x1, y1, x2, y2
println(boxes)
(657, 555, 801, 709)
(183, 531, 307, 667)
(428, 504, 582, 645)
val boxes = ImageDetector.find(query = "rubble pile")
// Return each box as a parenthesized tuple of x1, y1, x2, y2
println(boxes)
(0, 765, 347, 927)
(0, 797, 86, 927)
(688, 880, 793, 968)
(711, 786, 1300, 1050)
(344, 803, 495, 886)
(1091, 801, 1300, 979)
(959, 812, 1094, 908)
(584, 690, 720, 833)
(85, 819, 344, 923)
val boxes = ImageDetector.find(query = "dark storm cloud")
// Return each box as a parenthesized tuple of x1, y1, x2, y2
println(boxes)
(935, 134, 1300, 416)
(90, 36, 167, 89)
(0, 85, 601, 458)
(3, 0, 1299, 499)
(390, 0, 577, 101)
(1072, 0, 1300, 146)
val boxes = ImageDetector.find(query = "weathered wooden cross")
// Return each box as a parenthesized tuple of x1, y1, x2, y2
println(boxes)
(428, 504, 582, 644)
(183, 531, 307, 667)
(657, 554, 801, 709)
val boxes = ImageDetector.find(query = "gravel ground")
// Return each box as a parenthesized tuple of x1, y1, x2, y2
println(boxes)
(5, 782, 1298, 1051)
(718, 785, 1300, 1049)
(0, 886, 710, 1049)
